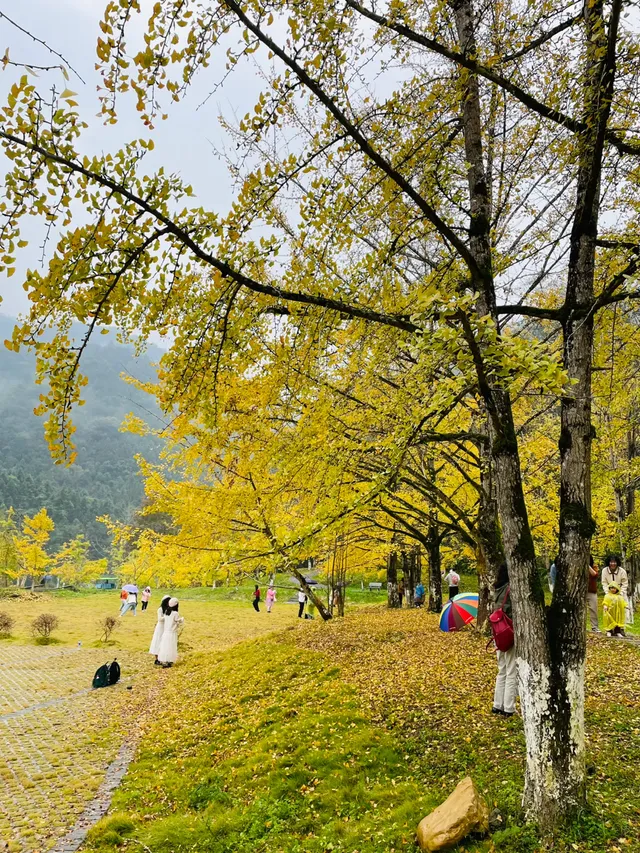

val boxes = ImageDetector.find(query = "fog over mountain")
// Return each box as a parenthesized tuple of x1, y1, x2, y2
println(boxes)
(0, 315, 164, 556)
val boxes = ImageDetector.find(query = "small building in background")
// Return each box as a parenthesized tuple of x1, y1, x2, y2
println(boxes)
(95, 576, 118, 590)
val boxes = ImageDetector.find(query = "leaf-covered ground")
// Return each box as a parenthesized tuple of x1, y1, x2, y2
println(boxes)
(84, 607, 640, 853)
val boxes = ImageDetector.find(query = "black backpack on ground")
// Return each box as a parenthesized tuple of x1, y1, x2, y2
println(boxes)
(92, 659, 121, 689)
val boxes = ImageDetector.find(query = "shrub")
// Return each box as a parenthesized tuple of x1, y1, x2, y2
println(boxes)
(31, 613, 59, 640)
(0, 611, 14, 636)
(99, 615, 120, 643)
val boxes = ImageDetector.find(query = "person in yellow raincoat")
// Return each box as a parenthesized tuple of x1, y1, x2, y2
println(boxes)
(603, 581, 626, 637)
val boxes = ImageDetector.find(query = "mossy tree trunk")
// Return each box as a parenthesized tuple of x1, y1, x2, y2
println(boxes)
(452, 0, 620, 828)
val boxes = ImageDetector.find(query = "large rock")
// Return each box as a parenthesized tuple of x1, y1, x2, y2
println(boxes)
(416, 776, 489, 852)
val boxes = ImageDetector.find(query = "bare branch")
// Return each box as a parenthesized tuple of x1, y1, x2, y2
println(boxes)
(0, 11, 85, 83)
(499, 14, 582, 64)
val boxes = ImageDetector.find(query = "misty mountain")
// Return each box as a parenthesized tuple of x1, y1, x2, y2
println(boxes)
(0, 316, 165, 557)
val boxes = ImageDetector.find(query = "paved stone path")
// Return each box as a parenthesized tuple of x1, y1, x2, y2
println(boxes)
(0, 645, 152, 852)
(47, 740, 138, 853)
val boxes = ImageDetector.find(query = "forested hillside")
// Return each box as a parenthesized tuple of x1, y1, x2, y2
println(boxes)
(0, 316, 162, 557)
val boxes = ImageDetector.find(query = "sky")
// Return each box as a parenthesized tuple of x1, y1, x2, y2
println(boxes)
(0, 0, 262, 317)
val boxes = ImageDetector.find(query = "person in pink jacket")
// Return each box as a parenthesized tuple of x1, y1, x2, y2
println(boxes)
(266, 585, 276, 613)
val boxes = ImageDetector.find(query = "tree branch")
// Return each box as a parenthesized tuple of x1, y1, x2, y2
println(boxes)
(0, 130, 420, 335)
(496, 303, 562, 320)
(0, 11, 85, 83)
(499, 14, 582, 64)
(345, 0, 640, 157)
(223, 0, 480, 275)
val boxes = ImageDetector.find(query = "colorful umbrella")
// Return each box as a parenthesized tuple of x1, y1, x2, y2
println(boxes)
(439, 592, 479, 632)
(452, 592, 479, 614)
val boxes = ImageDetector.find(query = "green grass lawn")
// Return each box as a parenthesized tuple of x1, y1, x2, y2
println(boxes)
(0, 588, 302, 651)
(81, 606, 640, 853)
(2, 590, 639, 853)
(86, 636, 438, 853)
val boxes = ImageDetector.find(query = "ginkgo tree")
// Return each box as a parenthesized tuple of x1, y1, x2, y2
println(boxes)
(14, 508, 55, 585)
(3, 0, 640, 831)
(591, 304, 640, 589)
(0, 509, 20, 584)
(54, 534, 107, 587)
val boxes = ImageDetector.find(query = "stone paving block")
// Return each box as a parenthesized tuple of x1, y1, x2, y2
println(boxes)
(0, 645, 151, 852)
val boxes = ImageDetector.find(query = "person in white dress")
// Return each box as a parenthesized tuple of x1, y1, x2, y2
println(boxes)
(149, 595, 171, 665)
(158, 598, 184, 668)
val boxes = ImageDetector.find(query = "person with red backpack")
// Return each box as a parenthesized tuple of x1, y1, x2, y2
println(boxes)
(491, 563, 517, 718)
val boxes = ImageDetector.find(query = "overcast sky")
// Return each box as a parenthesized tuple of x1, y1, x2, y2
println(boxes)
(0, 0, 262, 317)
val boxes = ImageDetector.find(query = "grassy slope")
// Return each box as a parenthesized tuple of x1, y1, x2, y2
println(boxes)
(88, 636, 436, 853)
(85, 608, 640, 853)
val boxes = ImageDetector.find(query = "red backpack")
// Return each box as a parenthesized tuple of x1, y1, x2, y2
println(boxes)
(489, 586, 514, 652)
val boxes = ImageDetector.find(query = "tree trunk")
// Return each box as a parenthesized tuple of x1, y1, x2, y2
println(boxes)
(624, 427, 637, 608)
(475, 414, 504, 630)
(414, 548, 422, 585)
(426, 521, 441, 612)
(387, 551, 401, 608)
(402, 550, 415, 607)
(291, 566, 332, 621)
(451, 0, 621, 827)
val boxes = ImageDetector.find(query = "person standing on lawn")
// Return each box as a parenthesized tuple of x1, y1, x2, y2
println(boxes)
(149, 595, 171, 665)
(252, 584, 261, 612)
(141, 587, 152, 611)
(297, 588, 307, 618)
(119, 589, 138, 616)
(491, 563, 517, 718)
(601, 555, 631, 625)
(587, 555, 599, 632)
(266, 585, 276, 613)
(158, 598, 184, 667)
(443, 568, 460, 601)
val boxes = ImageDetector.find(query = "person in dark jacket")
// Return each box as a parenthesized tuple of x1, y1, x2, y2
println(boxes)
(252, 584, 261, 612)
(492, 563, 517, 717)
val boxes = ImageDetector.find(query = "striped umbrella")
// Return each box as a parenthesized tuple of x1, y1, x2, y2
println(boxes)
(452, 592, 479, 614)
(439, 592, 479, 632)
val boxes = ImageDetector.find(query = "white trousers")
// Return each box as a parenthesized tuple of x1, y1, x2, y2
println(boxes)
(493, 646, 517, 714)
(587, 592, 599, 630)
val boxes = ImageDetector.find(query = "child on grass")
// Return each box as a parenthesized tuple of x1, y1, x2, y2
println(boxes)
(603, 581, 626, 637)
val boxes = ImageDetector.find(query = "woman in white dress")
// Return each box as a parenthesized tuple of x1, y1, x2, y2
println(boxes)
(158, 598, 184, 668)
(149, 595, 171, 665)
